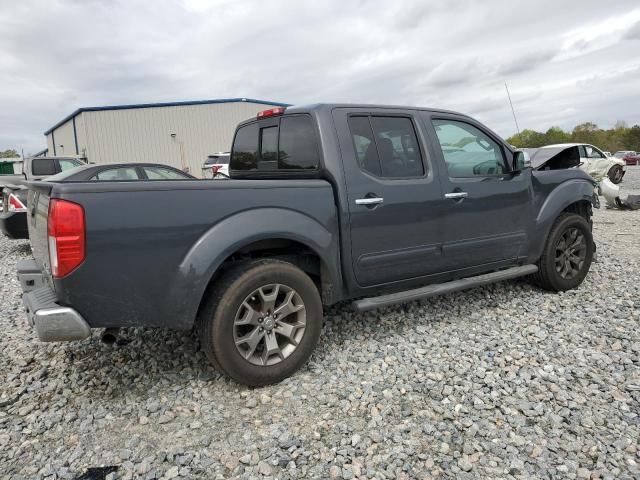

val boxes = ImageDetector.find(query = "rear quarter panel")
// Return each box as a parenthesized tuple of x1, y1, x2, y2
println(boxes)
(48, 180, 339, 329)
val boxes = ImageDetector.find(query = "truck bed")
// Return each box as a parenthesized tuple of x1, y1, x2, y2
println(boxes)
(27, 179, 338, 330)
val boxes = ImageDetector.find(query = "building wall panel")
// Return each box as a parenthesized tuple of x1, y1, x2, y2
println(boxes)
(50, 119, 77, 156)
(71, 101, 279, 176)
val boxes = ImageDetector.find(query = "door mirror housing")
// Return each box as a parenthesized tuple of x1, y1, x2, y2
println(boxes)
(513, 151, 532, 171)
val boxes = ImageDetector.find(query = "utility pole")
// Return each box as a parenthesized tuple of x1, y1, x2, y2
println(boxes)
(505, 82, 520, 134)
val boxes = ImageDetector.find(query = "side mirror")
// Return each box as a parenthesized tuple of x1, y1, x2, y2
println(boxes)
(513, 150, 532, 171)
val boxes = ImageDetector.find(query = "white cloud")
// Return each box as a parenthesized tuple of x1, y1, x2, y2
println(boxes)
(556, 7, 640, 60)
(0, 0, 639, 153)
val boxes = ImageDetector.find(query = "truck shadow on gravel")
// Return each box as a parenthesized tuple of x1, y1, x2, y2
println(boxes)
(7, 242, 31, 256)
(51, 279, 538, 399)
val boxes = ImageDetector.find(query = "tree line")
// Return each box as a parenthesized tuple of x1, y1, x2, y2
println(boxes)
(507, 122, 640, 153)
(0, 149, 19, 158)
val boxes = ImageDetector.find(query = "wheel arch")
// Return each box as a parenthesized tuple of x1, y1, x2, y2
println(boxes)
(168, 208, 342, 330)
(531, 180, 595, 261)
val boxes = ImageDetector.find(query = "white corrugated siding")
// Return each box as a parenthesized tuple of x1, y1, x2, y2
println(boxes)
(48, 119, 77, 156)
(60, 101, 281, 177)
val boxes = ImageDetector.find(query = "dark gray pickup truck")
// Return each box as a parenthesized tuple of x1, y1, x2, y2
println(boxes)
(19, 104, 598, 385)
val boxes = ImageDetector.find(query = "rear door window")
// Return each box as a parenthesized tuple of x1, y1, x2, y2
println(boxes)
(347, 115, 424, 178)
(230, 115, 320, 173)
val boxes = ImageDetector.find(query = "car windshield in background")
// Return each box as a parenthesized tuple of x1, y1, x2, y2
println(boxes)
(59, 159, 84, 171)
(142, 166, 192, 179)
(45, 165, 89, 181)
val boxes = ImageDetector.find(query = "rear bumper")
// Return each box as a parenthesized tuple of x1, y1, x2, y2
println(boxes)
(0, 211, 28, 239)
(17, 259, 90, 342)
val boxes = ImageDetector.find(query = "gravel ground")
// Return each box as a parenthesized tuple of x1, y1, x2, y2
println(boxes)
(1, 169, 639, 480)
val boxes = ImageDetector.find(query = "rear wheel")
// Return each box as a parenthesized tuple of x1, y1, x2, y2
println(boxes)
(608, 165, 624, 184)
(531, 213, 594, 291)
(197, 259, 323, 386)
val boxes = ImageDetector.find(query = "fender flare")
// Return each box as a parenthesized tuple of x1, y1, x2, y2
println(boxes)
(166, 207, 340, 328)
(531, 179, 595, 260)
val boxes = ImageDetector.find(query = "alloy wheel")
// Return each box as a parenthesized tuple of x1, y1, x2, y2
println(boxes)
(554, 227, 587, 279)
(233, 284, 306, 366)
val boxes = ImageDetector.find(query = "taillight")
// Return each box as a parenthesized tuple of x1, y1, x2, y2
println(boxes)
(257, 107, 286, 119)
(212, 165, 222, 174)
(48, 199, 85, 278)
(8, 193, 27, 212)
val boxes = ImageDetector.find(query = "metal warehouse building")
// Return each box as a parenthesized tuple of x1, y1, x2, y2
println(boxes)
(43, 98, 288, 176)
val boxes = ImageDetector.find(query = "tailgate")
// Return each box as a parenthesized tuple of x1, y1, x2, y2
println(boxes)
(25, 181, 54, 285)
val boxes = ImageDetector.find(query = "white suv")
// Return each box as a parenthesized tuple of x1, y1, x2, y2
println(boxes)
(544, 143, 626, 184)
(202, 153, 230, 179)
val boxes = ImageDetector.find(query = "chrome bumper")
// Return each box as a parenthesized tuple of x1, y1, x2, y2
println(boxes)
(17, 259, 90, 342)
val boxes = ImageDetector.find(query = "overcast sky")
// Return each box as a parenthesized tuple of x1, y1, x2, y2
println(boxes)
(1, 0, 639, 154)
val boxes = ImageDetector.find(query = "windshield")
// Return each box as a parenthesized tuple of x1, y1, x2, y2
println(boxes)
(45, 165, 89, 181)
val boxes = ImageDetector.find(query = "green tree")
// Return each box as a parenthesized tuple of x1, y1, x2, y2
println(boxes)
(507, 129, 546, 148)
(507, 122, 640, 152)
(543, 127, 570, 145)
(0, 149, 19, 158)
(624, 125, 640, 151)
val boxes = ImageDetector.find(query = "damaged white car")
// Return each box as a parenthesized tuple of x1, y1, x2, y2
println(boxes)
(532, 143, 626, 184)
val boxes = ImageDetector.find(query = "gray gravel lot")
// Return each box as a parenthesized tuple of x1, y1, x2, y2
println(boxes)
(1, 168, 639, 480)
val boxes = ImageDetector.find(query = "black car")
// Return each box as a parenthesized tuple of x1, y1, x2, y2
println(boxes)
(44, 162, 195, 182)
(1, 163, 195, 239)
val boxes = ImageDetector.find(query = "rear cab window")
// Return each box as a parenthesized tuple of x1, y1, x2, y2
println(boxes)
(31, 159, 57, 176)
(230, 114, 321, 176)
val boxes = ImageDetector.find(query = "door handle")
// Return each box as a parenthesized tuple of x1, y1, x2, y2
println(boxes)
(444, 192, 468, 199)
(355, 197, 384, 206)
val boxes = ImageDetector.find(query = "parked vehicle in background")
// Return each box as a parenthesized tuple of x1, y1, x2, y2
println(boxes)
(1, 162, 192, 240)
(614, 150, 640, 166)
(0, 157, 24, 208)
(0, 187, 28, 239)
(202, 153, 230, 179)
(18, 103, 598, 386)
(44, 162, 196, 182)
(0, 156, 86, 239)
(543, 143, 626, 183)
(0, 156, 23, 175)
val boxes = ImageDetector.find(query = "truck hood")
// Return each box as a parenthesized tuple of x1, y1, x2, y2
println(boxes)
(521, 146, 581, 170)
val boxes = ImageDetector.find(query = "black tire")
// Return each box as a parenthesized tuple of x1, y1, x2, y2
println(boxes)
(197, 259, 323, 386)
(531, 213, 594, 291)
(608, 165, 624, 184)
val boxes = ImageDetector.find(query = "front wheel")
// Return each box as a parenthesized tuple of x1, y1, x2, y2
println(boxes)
(531, 213, 594, 291)
(608, 165, 624, 184)
(197, 259, 323, 386)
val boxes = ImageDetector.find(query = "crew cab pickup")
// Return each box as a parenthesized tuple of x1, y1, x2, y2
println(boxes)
(18, 104, 598, 386)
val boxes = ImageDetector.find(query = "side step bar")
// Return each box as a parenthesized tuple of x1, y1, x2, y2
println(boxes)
(352, 264, 538, 312)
